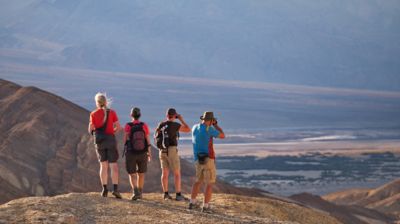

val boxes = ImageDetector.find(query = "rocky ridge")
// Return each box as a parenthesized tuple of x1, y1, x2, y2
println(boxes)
(0, 192, 341, 224)
(323, 179, 400, 219)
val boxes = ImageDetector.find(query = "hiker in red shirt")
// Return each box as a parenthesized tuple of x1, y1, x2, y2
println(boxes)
(88, 93, 122, 199)
(123, 107, 152, 200)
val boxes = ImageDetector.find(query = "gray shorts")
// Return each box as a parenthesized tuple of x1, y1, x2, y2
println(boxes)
(95, 135, 119, 163)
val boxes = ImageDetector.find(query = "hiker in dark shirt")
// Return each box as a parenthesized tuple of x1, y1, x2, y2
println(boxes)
(155, 108, 190, 201)
(88, 93, 122, 199)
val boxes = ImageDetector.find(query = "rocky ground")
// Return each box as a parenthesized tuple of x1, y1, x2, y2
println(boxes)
(0, 193, 340, 224)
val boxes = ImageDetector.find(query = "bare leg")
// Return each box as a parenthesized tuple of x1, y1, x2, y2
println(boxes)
(129, 173, 137, 190)
(191, 181, 202, 200)
(204, 183, 214, 204)
(161, 168, 169, 192)
(109, 162, 119, 185)
(173, 169, 181, 193)
(99, 161, 109, 185)
(138, 173, 145, 189)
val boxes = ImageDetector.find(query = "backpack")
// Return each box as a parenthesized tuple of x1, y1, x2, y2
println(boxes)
(154, 122, 170, 150)
(128, 122, 147, 152)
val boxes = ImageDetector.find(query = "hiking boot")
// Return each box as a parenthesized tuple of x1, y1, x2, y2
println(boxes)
(112, 191, 122, 199)
(131, 188, 142, 201)
(175, 194, 187, 201)
(131, 193, 142, 201)
(201, 206, 212, 213)
(101, 189, 108, 197)
(163, 194, 173, 200)
(188, 202, 200, 210)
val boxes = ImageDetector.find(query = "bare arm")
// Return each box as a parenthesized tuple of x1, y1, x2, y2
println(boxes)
(88, 123, 95, 134)
(213, 123, 225, 139)
(123, 130, 128, 143)
(177, 115, 191, 133)
(114, 121, 121, 133)
(146, 134, 152, 161)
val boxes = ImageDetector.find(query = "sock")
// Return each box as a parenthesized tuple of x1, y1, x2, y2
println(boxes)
(190, 199, 197, 204)
(103, 185, 108, 190)
(203, 203, 209, 208)
(113, 184, 118, 192)
(164, 191, 169, 195)
(176, 192, 181, 196)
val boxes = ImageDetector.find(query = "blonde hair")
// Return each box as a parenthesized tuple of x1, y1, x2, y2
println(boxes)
(94, 92, 112, 109)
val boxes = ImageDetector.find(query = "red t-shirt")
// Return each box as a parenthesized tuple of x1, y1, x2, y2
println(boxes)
(125, 120, 150, 136)
(90, 109, 118, 135)
(208, 137, 215, 159)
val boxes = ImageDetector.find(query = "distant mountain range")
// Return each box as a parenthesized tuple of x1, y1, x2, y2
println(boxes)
(0, 0, 399, 91)
(1, 66, 400, 132)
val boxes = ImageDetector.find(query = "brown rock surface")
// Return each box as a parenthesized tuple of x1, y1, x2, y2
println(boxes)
(0, 79, 262, 204)
(290, 193, 395, 224)
(0, 192, 341, 224)
(323, 179, 400, 219)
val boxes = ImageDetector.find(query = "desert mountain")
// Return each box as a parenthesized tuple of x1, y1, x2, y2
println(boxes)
(0, 79, 261, 204)
(0, 192, 341, 224)
(323, 179, 400, 219)
(290, 193, 395, 224)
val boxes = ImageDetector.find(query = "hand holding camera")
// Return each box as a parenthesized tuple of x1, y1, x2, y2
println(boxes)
(212, 118, 218, 126)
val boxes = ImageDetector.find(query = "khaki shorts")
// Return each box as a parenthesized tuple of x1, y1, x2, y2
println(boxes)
(159, 146, 180, 171)
(195, 158, 216, 184)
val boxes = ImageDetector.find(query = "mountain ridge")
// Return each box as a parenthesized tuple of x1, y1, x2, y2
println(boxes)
(323, 179, 400, 219)
(0, 192, 341, 224)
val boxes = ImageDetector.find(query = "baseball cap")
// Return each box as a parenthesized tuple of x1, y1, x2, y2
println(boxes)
(167, 108, 177, 116)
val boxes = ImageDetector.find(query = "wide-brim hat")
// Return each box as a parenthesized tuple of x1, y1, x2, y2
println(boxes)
(200, 111, 216, 121)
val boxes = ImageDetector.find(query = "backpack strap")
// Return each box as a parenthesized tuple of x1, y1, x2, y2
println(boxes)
(97, 109, 110, 132)
(127, 122, 133, 140)
(156, 121, 166, 131)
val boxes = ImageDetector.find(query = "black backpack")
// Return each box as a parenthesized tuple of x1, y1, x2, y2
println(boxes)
(128, 122, 147, 152)
(154, 122, 169, 150)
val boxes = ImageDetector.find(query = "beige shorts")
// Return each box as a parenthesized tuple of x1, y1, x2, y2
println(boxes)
(195, 158, 216, 184)
(159, 146, 181, 171)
